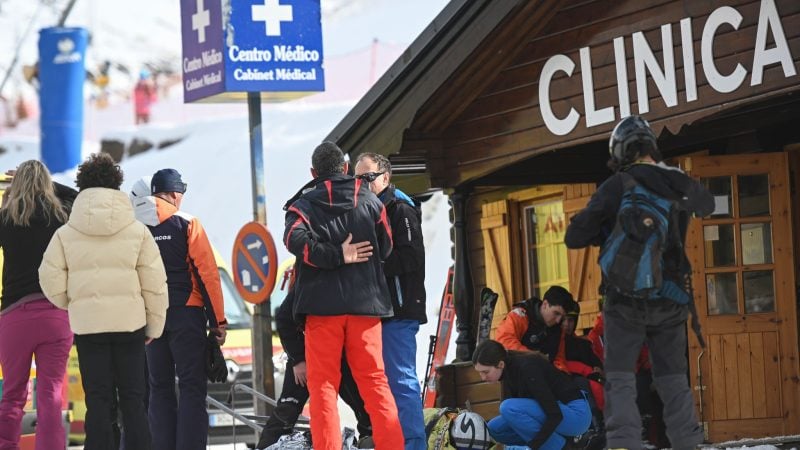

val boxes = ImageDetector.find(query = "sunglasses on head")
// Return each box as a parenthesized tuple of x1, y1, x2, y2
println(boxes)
(356, 171, 385, 183)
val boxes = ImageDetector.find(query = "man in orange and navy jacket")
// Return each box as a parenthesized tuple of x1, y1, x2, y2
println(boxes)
(144, 168, 227, 450)
(283, 142, 403, 450)
(494, 285, 574, 365)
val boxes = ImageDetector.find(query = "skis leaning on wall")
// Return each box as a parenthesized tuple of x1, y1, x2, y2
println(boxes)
(422, 267, 456, 408)
(476, 287, 499, 347)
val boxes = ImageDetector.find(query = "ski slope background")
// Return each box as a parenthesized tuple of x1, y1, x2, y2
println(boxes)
(0, 68, 457, 405)
(0, 76, 456, 448)
(0, 1, 458, 437)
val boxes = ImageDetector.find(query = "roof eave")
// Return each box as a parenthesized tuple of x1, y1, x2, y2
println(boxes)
(325, 0, 522, 157)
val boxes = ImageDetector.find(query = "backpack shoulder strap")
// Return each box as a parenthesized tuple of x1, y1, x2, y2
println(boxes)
(618, 171, 639, 191)
(424, 407, 455, 437)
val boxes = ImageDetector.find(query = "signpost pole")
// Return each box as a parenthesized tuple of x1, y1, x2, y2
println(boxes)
(247, 91, 276, 414)
(179, 0, 324, 424)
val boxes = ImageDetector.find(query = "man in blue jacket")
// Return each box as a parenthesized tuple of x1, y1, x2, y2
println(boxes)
(355, 152, 427, 450)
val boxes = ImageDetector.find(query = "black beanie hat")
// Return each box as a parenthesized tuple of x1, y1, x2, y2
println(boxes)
(565, 298, 581, 317)
(151, 168, 187, 194)
(543, 286, 574, 310)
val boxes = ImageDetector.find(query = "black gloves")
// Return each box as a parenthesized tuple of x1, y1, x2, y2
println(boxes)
(206, 332, 228, 383)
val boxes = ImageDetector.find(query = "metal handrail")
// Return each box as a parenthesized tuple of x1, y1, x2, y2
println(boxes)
(233, 383, 278, 407)
(204, 381, 314, 444)
(205, 395, 263, 433)
(232, 383, 310, 423)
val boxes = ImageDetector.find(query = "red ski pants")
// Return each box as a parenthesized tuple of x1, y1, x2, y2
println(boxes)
(305, 315, 403, 450)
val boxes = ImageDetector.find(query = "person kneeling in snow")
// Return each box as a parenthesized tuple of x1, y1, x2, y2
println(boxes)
(473, 339, 591, 450)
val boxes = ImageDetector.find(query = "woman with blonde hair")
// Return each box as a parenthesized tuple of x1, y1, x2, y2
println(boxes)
(0, 160, 77, 450)
(40, 153, 168, 450)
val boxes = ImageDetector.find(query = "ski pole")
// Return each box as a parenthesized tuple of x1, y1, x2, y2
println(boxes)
(421, 335, 437, 400)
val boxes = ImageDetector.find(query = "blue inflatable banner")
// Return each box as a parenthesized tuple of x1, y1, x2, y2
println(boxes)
(39, 27, 88, 173)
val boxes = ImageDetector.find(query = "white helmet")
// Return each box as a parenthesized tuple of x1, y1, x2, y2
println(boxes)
(450, 411, 493, 450)
(130, 175, 152, 198)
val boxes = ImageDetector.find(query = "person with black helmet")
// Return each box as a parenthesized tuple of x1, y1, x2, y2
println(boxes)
(565, 115, 713, 450)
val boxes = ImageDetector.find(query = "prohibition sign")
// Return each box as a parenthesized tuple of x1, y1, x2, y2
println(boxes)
(232, 222, 278, 304)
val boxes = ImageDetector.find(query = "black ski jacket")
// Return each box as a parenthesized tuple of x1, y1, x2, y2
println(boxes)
(283, 173, 394, 319)
(379, 185, 427, 324)
(275, 287, 305, 364)
(501, 351, 583, 449)
(565, 162, 714, 290)
(0, 182, 76, 311)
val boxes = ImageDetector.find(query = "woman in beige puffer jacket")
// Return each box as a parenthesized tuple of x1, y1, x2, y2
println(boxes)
(39, 153, 168, 450)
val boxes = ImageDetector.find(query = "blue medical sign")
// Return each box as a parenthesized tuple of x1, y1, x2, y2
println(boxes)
(226, 0, 324, 93)
(180, 0, 225, 102)
(180, 0, 324, 103)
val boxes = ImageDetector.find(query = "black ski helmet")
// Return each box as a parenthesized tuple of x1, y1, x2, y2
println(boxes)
(608, 115, 660, 168)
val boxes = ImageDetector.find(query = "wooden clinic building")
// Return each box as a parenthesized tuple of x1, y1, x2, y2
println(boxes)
(327, 0, 800, 442)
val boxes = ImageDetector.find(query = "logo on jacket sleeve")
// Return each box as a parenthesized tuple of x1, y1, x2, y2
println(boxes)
(154, 235, 173, 241)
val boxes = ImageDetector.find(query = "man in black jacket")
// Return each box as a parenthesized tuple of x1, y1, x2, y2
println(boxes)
(256, 271, 372, 448)
(565, 116, 713, 450)
(355, 152, 427, 450)
(283, 142, 403, 450)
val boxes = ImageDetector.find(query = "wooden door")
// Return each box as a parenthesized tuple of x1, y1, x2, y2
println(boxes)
(684, 153, 799, 441)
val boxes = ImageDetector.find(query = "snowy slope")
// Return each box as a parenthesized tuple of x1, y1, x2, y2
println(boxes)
(0, 37, 455, 414)
(0, 0, 446, 105)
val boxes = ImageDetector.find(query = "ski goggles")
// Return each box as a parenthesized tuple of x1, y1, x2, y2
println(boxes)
(356, 171, 385, 183)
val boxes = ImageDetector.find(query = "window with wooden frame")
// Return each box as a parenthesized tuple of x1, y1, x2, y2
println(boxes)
(519, 198, 570, 299)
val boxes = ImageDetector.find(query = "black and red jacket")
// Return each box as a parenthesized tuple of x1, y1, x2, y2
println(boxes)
(283, 173, 393, 319)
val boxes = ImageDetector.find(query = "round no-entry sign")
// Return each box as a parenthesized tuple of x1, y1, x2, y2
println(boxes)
(232, 222, 278, 304)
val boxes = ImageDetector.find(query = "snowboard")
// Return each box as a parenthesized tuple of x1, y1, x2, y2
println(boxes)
(476, 287, 499, 347)
(422, 267, 456, 409)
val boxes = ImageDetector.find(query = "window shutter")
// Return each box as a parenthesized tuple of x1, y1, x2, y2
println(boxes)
(480, 200, 518, 333)
(563, 184, 602, 330)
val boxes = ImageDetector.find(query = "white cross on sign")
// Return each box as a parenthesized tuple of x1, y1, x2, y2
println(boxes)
(191, 0, 210, 43)
(252, 0, 293, 37)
